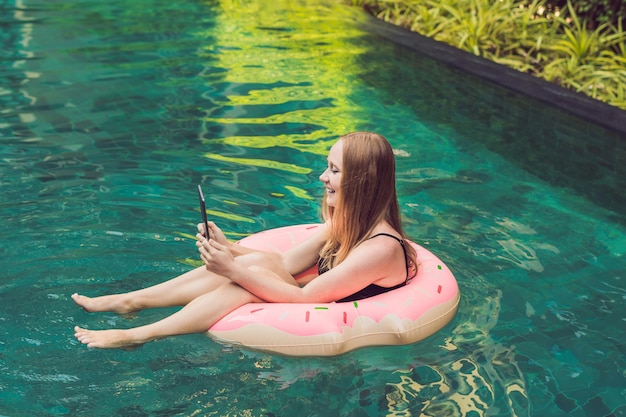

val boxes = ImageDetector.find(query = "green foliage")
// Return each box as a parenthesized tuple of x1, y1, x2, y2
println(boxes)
(543, 0, 626, 29)
(544, 2, 626, 102)
(347, 0, 626, 110)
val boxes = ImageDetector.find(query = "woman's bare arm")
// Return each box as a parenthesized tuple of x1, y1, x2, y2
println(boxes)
(279, 224, 328, 276)
(199, 234, 402, 303)
(200, 222, 327, 276)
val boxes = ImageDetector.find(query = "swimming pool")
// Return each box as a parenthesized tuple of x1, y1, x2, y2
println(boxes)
(1, 0, 624, 415)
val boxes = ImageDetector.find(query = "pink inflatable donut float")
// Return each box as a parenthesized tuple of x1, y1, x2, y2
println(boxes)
(207, 224, 460, 356)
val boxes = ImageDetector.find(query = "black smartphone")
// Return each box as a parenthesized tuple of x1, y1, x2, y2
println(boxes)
(197, 185, 210, 239)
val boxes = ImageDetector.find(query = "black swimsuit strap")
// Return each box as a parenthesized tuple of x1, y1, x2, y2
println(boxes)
(367, 233, 405, 245)
(366, 233, 409, 279)
(318, 233, 409, 277)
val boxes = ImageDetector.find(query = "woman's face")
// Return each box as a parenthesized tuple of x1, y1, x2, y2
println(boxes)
(319, 140, 343, 207)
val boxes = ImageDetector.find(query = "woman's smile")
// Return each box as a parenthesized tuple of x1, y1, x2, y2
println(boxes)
(320, 140, 343, 206)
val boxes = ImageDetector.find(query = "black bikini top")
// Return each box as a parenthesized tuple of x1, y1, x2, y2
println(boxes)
(317, 233, 410, 303)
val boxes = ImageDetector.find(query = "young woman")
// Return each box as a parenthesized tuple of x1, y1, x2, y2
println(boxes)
(73, 132, 417, 348)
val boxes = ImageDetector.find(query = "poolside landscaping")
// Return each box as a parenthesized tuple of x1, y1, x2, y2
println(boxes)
(348, 0, 626, 110)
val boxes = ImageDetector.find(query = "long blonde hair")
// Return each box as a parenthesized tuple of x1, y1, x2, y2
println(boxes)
(320, 132, 416, 274)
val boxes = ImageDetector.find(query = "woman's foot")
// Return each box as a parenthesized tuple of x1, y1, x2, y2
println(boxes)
(73, 326, 147, 349)
(71, 293, 135, 314)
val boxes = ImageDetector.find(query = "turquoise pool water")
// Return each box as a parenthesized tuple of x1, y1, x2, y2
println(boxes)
(1, 0, 624, 416)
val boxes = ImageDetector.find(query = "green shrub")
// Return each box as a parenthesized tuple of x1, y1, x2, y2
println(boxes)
(543, 2, 626, 102)
(348, 0, 626, 109)
(541, 0, 626, 29)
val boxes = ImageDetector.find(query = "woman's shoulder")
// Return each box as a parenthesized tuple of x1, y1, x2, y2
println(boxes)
(359, 225, 405, 254)
(366, 222, 402, 241)
(358, 228, 402, 252)
(339, 230, 405, 277)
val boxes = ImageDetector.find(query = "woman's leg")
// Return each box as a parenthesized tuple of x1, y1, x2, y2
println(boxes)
(72, 250, 296, 314)
(72, 266, 229, 314)
(74, 281, 261, 349)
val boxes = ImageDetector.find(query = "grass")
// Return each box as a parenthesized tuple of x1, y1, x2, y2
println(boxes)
(347, 0, 626, 109)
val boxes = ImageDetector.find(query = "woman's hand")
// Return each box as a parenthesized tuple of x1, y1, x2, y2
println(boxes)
(197, 221, 229, 246)
(196, 234, 236, 277)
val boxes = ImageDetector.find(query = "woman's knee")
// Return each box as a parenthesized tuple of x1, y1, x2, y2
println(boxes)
(220, 281, 262, 303)
(248, 265, 298, 286)
(236, 251, 282, 270)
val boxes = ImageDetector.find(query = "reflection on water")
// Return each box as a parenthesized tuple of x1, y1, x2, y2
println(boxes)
(200, 0, 369, 155)
(253, 290, 530, 416)
(1, 0, 625, 416)
(383, 291, 528, 417)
